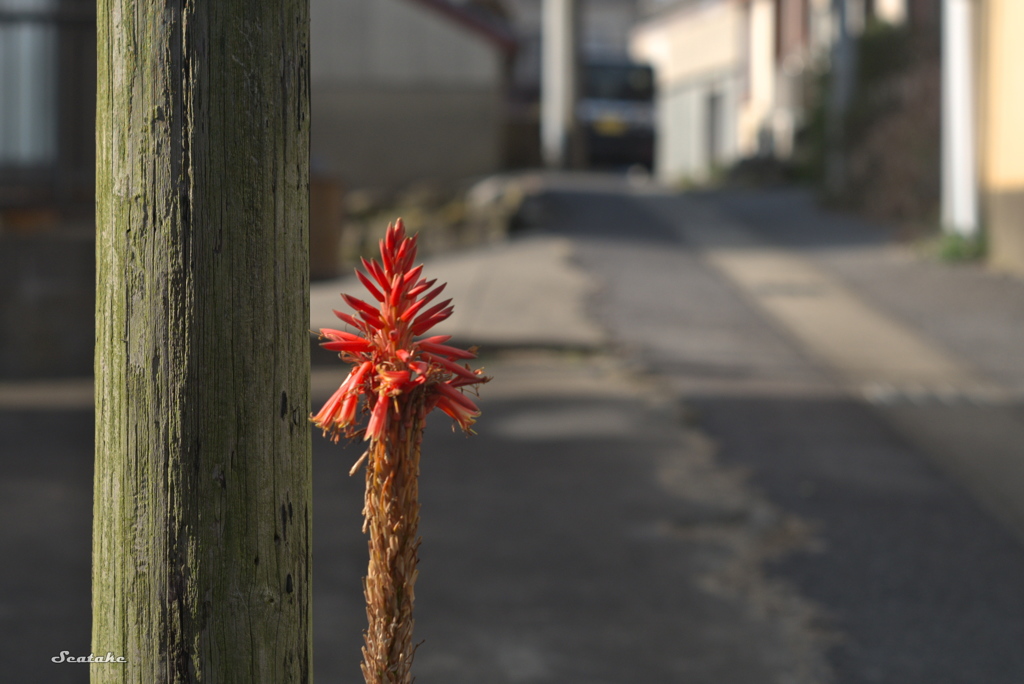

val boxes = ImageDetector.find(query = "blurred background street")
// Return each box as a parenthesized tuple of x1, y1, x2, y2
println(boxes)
(4, 0, 1024, 682)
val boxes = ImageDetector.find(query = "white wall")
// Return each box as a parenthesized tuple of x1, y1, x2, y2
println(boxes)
(654, 74, 740, 182)
(631, 0, 743, 182)
(738, 0, 776, 156)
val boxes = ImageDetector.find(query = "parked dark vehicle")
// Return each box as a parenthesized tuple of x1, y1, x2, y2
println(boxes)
(578, 61, 655, 169)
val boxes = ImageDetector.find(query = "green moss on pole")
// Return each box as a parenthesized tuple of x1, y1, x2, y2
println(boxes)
(93, 3, 311, 682)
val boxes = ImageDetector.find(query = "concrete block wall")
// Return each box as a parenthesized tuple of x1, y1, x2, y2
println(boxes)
(312, 86, 503, 189)
(0, 232, 94, 379)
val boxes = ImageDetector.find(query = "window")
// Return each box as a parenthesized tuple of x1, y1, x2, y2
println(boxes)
(0, 0, 57, 167)
(0, 0, 95, 210)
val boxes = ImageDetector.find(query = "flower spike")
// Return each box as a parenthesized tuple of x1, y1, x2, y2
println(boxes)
(310, 219, 489, 683)
(311, 219, 490, 444)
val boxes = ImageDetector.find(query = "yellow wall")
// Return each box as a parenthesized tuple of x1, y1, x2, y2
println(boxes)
(981, 0, 1024, 273)
(875, 0, 907, 25)
(631, 0, 742, 88)
(982, 0, 1024, 191)
(738, 0, 776, 156)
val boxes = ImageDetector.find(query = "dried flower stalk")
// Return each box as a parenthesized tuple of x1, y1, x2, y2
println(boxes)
(311, 219, 488, 683)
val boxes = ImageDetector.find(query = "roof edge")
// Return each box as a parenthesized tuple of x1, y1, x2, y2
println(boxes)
(405, 0, 518, 54)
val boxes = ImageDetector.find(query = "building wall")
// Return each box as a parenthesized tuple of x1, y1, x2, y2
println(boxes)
(0, 231, 94, 378)
(980, 0, 1024, 274)
(310, 0, 504, 188)
(656, 74, 741, 181)
(631, 0, 743, 182)
(311, 85, 502, 189)
(0, 1, 95, 213)
(738, 0, 776, 156)
(504, 0, 641, 59)
(875, 0, 908, 24)
(582, 0, 643, 57)
(807, 0, 834, 56)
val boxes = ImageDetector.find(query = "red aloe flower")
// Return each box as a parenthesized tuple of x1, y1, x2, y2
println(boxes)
(311, 219, 489, 443)
(311, 218, 489, 684)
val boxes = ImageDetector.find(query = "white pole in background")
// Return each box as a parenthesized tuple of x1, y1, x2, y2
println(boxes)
(541, 0, 575, 168)
(826, 0, 854, 196)
(942, 0, 979, 238)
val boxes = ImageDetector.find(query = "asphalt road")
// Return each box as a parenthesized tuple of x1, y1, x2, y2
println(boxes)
(527, 177, 1024, 684)
(4, 178, 1023, 684)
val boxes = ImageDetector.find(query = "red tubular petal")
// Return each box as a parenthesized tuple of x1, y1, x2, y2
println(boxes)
(346, 361, 374, 391)
(402, 264, 424, 287)
(385, 223, 397, 252)
(341, 294, 384, 329)
(422, 352, 479, 380)
(341, 293, 379, 318)
(333, 309, 366, 330)
(396, 246, 417, 275)
(388, 278, 404, 309)
(398, 296, 429, 323)
(398, 283, 446, 323)
(321, 340, 372, 352)
(402, 244, 418, 273)
(311, 384, 348, 425)
(358, 310, 384, 329)
(380, 238, 393, 274)
(417, 334, 452, 344)
(395, 240, 411, 269)
(434, 396, 465, 424)
(417, 282, 447, 309)
(363, 258, 390, 291)
(435, 381, 480, 412)
(379, 369, 412, 391)
(356, 269, 385, 302)
(445, 363, 480, 382)
(390, 220, 405, 250)
(338, 395, 358, 425)
(418, 340, 476, 360)
(408, 278, 436, 298)
(411, 306, 453, 335)
(411, 298, 452, 327)
(434, 394, 480, 431)
(364, 392, 390, 441)
(320, 328, 365, 342)
(338, 309, 378, 330)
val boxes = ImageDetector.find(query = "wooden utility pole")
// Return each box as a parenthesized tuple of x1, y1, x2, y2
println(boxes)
(92, 3, 311, 683)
